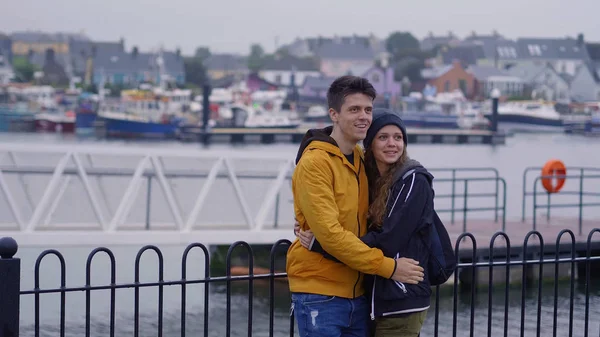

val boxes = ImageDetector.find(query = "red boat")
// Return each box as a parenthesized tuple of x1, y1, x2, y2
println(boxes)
(34, 110, 76, 133)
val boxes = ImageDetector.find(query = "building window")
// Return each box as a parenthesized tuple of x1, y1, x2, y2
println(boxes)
(275, 74, 282, 84)
(528, 45, 542, 56)
(444, 80, 450, 92)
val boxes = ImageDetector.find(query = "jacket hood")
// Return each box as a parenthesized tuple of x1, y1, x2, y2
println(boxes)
(393, 158, 434, 185)
(294, 126, 338, 164)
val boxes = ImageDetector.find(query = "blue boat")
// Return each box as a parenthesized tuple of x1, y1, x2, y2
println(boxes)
(398, 111, 462, 129)
(564, 114, 600, 136)
(74, 92, 100, 136)
(96, 111, 185, 139)
(0, 103, 36, 132)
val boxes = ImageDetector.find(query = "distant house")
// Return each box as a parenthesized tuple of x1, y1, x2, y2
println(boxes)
(439, 44, 486, 67)
(569, 62, 600, 101)
(91, 46, 185, 87)
(361, 66, 402, 106)
(460, 33, 520, 69)
(513, 37, 590, 76)
(283, 34, 385, 59)
(204, 54, 248, 80)
(507, 63, 570, 101)
(314, 41, 375, 77)
(299, 65, 402, 106)
(420, 60, 476, 98)
(420, 31, 461, 51)
(259, 56, 320, 86)
(10, 31, 89, 57)
(464, 34, 591, 77)
(467, 65, 524, 98)
(69, 40, 125, 82)
(245, 73, 281, 92)
(299, 76, 336, 99)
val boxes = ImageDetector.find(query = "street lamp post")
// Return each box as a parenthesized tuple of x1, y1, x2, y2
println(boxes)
(490, 88, 501, 133)
(202, 82, 212, 146)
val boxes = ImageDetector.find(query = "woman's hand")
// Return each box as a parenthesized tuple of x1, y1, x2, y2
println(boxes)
(298, 229, 314, 249)
(293, 219, 314, 250)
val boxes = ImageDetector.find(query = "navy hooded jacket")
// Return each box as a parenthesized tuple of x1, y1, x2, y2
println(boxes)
(308, 158, 435, 319)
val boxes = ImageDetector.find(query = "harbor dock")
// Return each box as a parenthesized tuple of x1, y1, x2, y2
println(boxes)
(177, 126, 508, 145)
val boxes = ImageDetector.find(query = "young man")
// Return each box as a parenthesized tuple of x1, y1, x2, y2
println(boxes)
(287, 76, 425, 337)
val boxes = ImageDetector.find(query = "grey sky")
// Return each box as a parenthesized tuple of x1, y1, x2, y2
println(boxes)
(4, 0, 598, 55)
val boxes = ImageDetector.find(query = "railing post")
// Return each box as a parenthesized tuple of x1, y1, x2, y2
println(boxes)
(146, 176, 152, 230)
(273, 192, 280, 228)
(0, 237, 20, 337)
(502, 178, 507, 232)
(533, 178, 538, 231)
(522, 168, 528, 222)
(546, 193, 551, 221)
(451, 169, 456, 225)
(578, 168, 584, 236)
(494, 170, 499, 223)
(463, 180, 468, 233)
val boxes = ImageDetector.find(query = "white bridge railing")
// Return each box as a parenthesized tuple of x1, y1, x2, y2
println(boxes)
(0, 144, 296, 235)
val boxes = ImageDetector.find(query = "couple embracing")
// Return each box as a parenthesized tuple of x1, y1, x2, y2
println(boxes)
(286, 75, 454, 337)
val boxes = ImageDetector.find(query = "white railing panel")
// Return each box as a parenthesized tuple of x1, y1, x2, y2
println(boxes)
(0, 145, 298, 233)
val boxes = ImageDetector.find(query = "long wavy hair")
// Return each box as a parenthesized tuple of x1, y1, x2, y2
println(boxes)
(365, 146, 408, 230)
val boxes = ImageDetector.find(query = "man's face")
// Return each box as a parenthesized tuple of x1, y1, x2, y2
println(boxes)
(329, 93, 373, 143)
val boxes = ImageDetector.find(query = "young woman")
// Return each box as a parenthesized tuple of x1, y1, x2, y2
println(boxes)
(295, 108, 436, 337)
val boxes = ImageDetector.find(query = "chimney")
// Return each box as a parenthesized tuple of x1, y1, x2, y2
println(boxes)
(45, 48, 55, 62)
(577, 33, 584, 47)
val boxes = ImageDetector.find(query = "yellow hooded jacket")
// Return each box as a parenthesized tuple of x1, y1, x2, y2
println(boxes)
(286, 127, 396, 299)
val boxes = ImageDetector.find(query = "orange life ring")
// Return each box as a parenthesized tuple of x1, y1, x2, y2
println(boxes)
(541, 160, 566, 193)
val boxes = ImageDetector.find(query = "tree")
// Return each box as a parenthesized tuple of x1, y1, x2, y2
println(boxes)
(393, 58, 424, 83)
(183, 56, 207, 87)
(12, 56, 38, 82)
(274, 46, 290, 58)
(247, 43, 265, 72)
(385, 32, 420, 56)
(194, 47, 211, 60)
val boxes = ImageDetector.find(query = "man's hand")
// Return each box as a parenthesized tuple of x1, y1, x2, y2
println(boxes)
(391, 258, 424, 284)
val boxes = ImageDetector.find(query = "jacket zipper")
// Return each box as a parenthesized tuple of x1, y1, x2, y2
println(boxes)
(351, 158, 362, 299)
(371, 254, 408, 321)
(370, 278, 376, 320)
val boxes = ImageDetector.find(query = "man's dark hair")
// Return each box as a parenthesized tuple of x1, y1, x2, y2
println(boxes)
(327, 75, 377, 112)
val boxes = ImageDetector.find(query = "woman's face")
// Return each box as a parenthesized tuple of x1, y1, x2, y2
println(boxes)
(371, 124, 405, 168)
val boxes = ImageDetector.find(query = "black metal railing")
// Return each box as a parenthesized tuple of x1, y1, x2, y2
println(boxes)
(1, 229, 600, 337)
(428, 167, 506, 232)
(522, 167, 600, 234)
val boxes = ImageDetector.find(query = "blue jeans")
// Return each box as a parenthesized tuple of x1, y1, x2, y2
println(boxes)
(291, 292, 369, 337)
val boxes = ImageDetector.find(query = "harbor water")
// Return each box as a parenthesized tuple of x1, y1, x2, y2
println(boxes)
(1, 131, 600, 336)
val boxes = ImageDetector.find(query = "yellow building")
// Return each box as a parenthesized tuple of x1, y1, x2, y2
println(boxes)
(10, 32, 88, 56)
(12, 41, 70, 55)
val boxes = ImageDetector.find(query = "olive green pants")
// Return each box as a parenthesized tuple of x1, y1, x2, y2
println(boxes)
(373, 310, 428, 337)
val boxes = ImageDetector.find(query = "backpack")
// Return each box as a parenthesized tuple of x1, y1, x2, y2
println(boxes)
(423, 211, 457, 286)
(401, 168, 457, 286)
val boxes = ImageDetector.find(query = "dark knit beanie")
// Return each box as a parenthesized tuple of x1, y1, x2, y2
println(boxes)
(363, 109, 407, 150)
